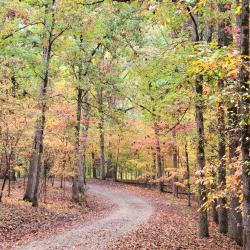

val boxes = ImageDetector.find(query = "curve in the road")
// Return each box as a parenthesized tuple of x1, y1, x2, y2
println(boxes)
(15, 183, 154, 250)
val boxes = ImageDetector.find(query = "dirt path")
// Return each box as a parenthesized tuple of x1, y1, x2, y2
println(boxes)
(15, 183, 154, 250)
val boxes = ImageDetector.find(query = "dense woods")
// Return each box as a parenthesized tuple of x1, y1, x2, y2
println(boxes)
(0, 0, 249, 249)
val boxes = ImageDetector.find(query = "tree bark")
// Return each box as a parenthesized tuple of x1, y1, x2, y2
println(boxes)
(216, 2, 234, 234)
(92, 152, 97, 179)
(184, 2, 209, 236)
(152, 152, 156, 179)
(217, 69, 227, 233)
(239, 1, 250, 249)
(106, 145, 113, 179)
(217, 79, 228, 234)
(195, 78, 209, 238)
(229, 188, 243, 245)
(172, 130, 178, 196)
(185, 144, 191, 207)
(113, 135, 121, 181)
(190, 8, 209, 237)
(154, 122, 163, 192)
(226, 1, 243, 244)
(77, 92, 89, 199)
(72, 88, 82, 202)
(23, 2, 55, 206)
(212, 199, 219, 224)
(0, 162, 10, 202)
(97, 88, 105, 180)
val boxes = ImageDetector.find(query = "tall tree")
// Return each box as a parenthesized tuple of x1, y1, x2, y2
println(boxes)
(190, 6, 209, 238)
(195, 75, 208, 238)
(72, 87, 83, 202)
(239, 0, 250, 249)
(97, 86, 106, 180)
(172, 129, 178, 196)
(24, 0, 56, 206)
(78, 91, 89, 189)
(216, 2, 232, 234)
(228, 105, 242, 244)
(153, 120, 164, 192)
(228, 0, 243, 244)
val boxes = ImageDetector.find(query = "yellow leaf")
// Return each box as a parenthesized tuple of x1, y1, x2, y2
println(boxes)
(236, 6, 242, 15)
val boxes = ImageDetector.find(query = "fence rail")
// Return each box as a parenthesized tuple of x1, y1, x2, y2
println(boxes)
(115, 179, 198, 204)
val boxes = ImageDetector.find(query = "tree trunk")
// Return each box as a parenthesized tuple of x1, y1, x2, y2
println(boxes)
(217, 2, 234, 234)
(185, 144, 191, 207)
(217, 79, 228, 234)
(60, 176, 63, 188)
(239, 1, 250, 249)
(97, 88, 105, 180)
(172, 130, 178, 196)
(24, 117, 45, 204)
(92, 152, 97, 179)
(152, 152, 156, 179)
(0, 163, 10, 202)
(72, 88, 83, 202)
(77, 92, 89, 198)
(210, 163, 218, 224)
(8, 167, 11, 197)
(99, 119, 105, 180)
(23, 2, 55, 207)
(223, 1, 243, 243)
(189, 6, 209, 238)
(217, 78, 227, 233)
(72, 178, 79, 202)
(195, 78, 209, 238)
(106, 146, 113, 179)
(228, 106, 242, 245)
(230, 196, 243, 245)
(113, 135, 121, 181)
(31, 114, 46, 207)
(11, 75, 18, 97)
(43, 163, 48, 203)
(154, 122, 163, 192)
(212, 199, 219, 224)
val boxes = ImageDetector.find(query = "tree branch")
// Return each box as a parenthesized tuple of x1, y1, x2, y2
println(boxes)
(2, 21, 43, 40)
(162, 106, 189, 135)
(51, 26, 70, 45)
(80, 0, 104, 5)
(186, 6, 199, 42)
(79, 0, 131, 6)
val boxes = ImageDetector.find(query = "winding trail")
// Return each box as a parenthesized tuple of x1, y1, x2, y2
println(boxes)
(15, 184, 154, 250)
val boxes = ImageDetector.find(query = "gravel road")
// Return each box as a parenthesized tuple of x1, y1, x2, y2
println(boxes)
(15, 183, 154, 250)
